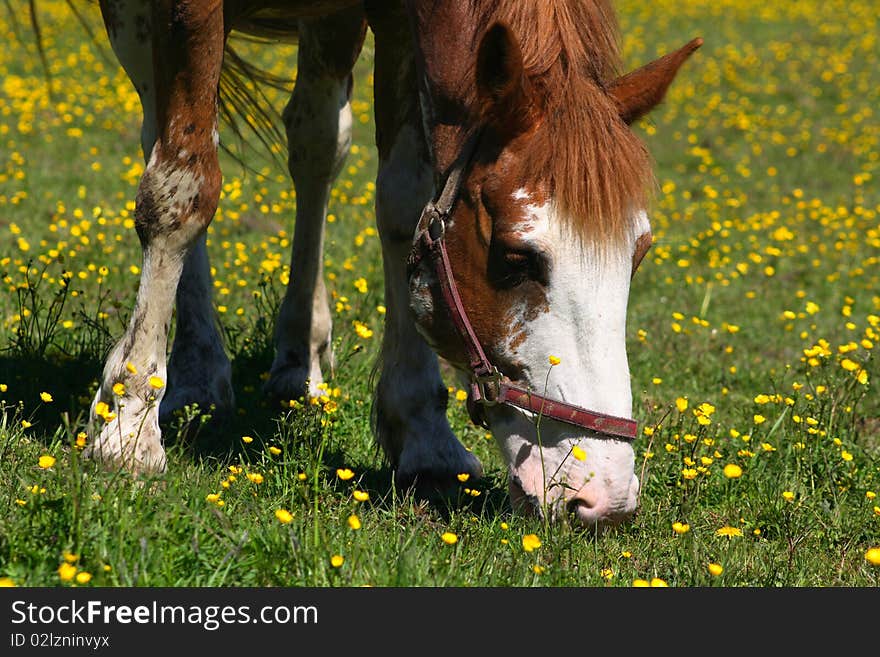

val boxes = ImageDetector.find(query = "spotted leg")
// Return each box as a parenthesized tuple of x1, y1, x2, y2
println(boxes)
(263, 8, 367, 404)
(86, 0, 225, 473)
(367, 3, 483, 493)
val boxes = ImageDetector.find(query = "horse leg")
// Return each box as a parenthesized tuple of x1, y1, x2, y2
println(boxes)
(263, 7, 367, 404)
(99, 4, 231, 425)
(368, 2, 483, 493)
(86, 0, 224, 473)
(160, 233, 234, 422)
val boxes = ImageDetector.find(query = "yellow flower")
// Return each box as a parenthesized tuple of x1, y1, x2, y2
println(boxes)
(522, 534, 542, 552)
(75, 572, 92, 584)
(57, 563, 77, 582)
(0, 577, 16, 587)
(650, 578, 669, 587)
(715, 526, 743, 538)
(753, 414, 766, 425)
(268, 446, 281, 456)
(330, 555, 344, 568)
(242, 435, 254, 444)
(840, 358, 859, 372)
(571, 445, 587, 461)
(246, 473, 263, 484)
(38, 455, 56, 469)
(353, 277, 368, 294)
(782, 491, 795, 501)
(675, 397, 688, 412)
(336, 468, 355, 481)
(63, 552, 79, 564)
(548, 355, 561, 366)
(125, 362, 138, 374)
(148, 376, 164, 390)
(454, 389, 468, 402)
(865, 548, 880, 566)
(112, 382, 126, 396)
(723, 464, 743, 479)
(353, 321, 373, 339)
(672, 521, 690, 535)
(456, 473, 470, 482)
(632, 579, 650, 587)
(708, 563, 723, 576)
(21, 420, 32, 429)
(347, 514, 361, 530)
(532, 565, 545, 574)
(39, 392, 53, 403)
(441, 532, 458, 545)
(275, 509, 293, 524)
(353, 490, 369, 502)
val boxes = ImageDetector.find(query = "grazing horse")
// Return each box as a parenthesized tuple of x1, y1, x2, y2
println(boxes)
(84, 0, 700, 530)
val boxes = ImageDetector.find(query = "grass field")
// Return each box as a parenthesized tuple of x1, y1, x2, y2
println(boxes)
(0, 0, 877, 587)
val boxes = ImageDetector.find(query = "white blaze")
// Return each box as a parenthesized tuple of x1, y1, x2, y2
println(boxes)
(487, 189, 649, 524)
(503, 191, 641, 417)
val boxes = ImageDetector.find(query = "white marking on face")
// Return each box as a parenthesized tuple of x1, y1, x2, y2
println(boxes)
(503, 188, 640, 416)
(486, 188, 647, 524)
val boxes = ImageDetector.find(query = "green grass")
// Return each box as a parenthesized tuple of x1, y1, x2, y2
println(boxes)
(0, 0, 877, 587)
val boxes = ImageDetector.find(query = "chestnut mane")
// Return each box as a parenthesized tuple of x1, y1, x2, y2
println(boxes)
(469, 0, 653, 244)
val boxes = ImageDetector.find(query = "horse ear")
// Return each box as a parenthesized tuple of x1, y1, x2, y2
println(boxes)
(608, 37, 703, 125)
(476, 23, 536, 139)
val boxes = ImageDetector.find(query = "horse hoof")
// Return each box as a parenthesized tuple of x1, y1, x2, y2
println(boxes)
(395, 446, 484, 502)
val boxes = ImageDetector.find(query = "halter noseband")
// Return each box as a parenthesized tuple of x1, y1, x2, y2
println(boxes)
(406, 132, 639, 442)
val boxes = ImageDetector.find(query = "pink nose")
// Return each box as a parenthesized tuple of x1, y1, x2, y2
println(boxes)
(509, 476, 638, 529)
(566, 481, 639, 530)
(567, 497, 626, 529)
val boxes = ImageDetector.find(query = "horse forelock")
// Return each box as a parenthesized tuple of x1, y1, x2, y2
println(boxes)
(468, 0, 654, 247)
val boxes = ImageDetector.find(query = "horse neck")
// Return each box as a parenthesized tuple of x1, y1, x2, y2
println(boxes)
(406, 1, 481, 172)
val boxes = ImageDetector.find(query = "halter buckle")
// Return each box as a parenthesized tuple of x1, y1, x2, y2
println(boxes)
(473, 367, 503, 406)
(427, 210, 445, 242)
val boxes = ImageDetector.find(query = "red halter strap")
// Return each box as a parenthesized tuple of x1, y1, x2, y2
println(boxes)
(407, 134, 638, 442)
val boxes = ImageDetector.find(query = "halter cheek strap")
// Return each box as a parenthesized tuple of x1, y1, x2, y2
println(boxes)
(406, 133, 638, 442)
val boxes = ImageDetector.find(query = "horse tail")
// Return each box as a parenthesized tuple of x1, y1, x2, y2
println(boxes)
(219, 36, 292, 175)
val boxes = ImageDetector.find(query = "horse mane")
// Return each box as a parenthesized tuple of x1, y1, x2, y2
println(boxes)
(469, 0, 653, 245)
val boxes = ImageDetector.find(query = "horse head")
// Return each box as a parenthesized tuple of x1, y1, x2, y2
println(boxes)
(408, 14, 701, 530)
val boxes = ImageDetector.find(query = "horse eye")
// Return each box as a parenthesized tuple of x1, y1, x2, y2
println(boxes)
(490, 245, 549, 288)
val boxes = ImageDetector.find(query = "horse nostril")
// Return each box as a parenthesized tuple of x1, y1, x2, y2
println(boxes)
(567, 497, 607, 529)
(567, 497, 593, 513)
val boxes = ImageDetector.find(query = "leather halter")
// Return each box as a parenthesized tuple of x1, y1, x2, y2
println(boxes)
(406, 133, 638, 442)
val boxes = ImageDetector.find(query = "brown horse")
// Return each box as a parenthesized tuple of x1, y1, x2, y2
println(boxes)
(85, 0, 700, 531)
